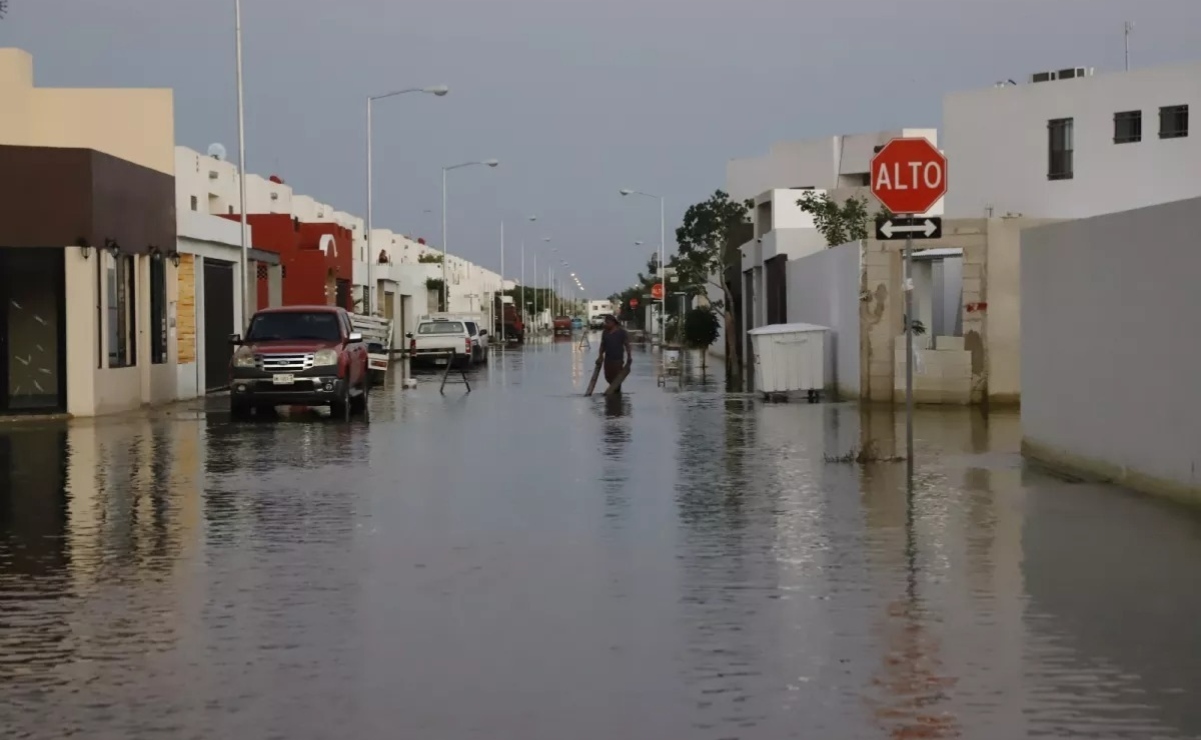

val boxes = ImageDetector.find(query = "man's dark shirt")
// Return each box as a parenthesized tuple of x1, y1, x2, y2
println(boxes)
(600, 327, 628, 364)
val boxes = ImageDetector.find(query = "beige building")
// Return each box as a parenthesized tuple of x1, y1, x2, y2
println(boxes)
(0, 48, 177, 417)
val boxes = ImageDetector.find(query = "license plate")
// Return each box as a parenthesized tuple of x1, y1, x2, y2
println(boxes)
(434, 358, 448, 365)
(272, 374, 295, 385)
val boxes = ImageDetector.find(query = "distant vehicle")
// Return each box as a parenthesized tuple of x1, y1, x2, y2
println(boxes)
(587, 299, 614, 325)
(571, 317, 584, 330)
(409, 315, 489, 368)
(228, 305, 370, 420)
(492, 296, 525, 343)
(552, 316, 573, 335)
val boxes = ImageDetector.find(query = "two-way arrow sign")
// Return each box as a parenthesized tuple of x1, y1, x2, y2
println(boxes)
(875, 216, 942, 240)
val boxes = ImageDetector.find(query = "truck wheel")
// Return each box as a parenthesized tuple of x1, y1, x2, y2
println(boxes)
(350, 378, 369, 416)
(331, 385, 351, 421)
(230, 397, 251, 419)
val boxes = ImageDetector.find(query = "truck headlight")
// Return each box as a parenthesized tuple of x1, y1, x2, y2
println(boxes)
(313, 349, 338, 367)
(232, 347, 256, 368)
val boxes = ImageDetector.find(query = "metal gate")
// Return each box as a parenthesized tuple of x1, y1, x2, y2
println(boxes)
(203, 260, 236, 392)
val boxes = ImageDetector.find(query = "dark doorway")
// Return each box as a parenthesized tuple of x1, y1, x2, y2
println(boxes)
(336, 278, 351, 311)
(743, 269, 755, 391)
(765, 255, 788, 325)
(0, 248, 66, 413)
(203, 259, 235, 392)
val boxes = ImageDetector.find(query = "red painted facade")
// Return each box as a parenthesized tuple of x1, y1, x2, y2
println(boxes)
(222, 214, 355, 312)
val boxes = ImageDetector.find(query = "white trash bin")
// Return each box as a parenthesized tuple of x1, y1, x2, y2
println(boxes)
(747, 323, 829, 401)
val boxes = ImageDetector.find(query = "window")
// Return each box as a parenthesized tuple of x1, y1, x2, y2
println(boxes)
(1159, 105, 1188, 139)
(245, 311, 342, 342)
(150, 257, 167, 364)
(464, 322, 478, 336)
(417, 321, 465, 335)
(190, 195, 198, 211)
(107, 254, 136, 368)
(1113, 110, 1141, 143)
(1047, 118, 1074, 180)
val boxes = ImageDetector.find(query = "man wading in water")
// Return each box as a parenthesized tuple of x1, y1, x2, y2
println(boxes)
(596, 314, 632, 391)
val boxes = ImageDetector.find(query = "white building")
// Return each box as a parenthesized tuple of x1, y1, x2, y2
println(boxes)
(175, 146, 289, 399)
(721, 129, 942, 370)
(943, 60, 1199, 219)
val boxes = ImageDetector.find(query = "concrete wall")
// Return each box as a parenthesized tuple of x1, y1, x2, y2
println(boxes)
(0, 49, 174, 175)
(858, 218, 1043, 405)
(1021, 197, 1201, 503)
(784, 242, 861, 397)
(944, 60, 1201, 219)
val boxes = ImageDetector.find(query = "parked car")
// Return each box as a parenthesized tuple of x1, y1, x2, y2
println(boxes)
(408, 316, 488, 368)
(552, 316, 573, 335)
(228, 305, 370, 420)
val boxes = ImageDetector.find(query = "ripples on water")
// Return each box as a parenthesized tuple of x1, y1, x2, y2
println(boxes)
(1, 348, 1200, 738)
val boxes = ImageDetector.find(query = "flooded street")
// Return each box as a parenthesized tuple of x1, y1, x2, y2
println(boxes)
(3, 337, 1201, 739)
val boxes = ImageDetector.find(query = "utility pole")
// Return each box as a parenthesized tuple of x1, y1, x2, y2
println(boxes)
(1124, 21, 1133, 71)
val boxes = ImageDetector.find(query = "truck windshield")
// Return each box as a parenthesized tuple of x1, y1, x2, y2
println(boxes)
(246, 312, 342, 342)
(418, 322, 465, 334)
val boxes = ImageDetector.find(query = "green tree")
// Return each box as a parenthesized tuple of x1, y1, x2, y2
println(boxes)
(796, 191, 891, 247)
(673, 190, 753, 381)
(681, 307, 720, 350)
(417, 253, 444, 264)
(425, 278, 446, 311)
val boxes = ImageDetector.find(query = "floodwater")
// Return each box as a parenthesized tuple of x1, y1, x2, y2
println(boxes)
(2, 336, 1201, 739)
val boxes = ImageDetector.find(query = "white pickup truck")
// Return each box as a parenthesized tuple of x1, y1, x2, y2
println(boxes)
(408, 314, 490, 368)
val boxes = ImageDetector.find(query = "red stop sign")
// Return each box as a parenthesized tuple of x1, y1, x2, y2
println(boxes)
(651, 283, 664, 300)
(630, 298, 639, 308)
(870, 137, 947, 215)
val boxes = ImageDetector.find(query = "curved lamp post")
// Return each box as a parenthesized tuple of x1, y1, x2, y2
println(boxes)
(365, 84, 448, 314)
(441, 159, 499, 310)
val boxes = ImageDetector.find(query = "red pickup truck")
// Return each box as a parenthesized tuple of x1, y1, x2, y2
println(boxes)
(552, 316, 573, 335)
(227, 305, 370, 420)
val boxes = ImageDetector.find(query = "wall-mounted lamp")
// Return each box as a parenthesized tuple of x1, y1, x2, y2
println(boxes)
(75, 237, 91, 259)
(167, 250, 182, 267)
(104, 239, 120, 259)
(149, 245, 164, 261)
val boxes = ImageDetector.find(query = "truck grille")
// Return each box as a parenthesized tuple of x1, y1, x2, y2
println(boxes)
(255, 353, 315, 371)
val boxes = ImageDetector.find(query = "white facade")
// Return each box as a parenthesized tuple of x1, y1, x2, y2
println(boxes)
(587, 299, 613, 322)
(713, 129, 942, 367)
(727, 128, 941, 204)
(176, 144, 501, 330)
(944, 60, 1201, 219)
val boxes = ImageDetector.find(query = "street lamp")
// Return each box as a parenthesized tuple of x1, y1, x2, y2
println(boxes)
(522, 215, 536, 333)
(442, 159, 499, 310)
(364, 84, 448, 314)
(233, 0, 251, 328)
(619, 188, 666, 347)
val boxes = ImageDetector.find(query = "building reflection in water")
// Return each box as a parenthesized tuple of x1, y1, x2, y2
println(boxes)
(671, 393, 788, 734)
(0, 423, 72, 686)
(0, 414, 205, 723)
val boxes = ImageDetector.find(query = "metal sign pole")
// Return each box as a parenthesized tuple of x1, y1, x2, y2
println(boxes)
(904, 220, 915, 475)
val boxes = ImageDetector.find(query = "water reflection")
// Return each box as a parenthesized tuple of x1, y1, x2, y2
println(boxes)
(0, 351, 1199, 737)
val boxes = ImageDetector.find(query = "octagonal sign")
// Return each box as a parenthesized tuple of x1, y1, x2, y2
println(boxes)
(870, 138, 947, 215)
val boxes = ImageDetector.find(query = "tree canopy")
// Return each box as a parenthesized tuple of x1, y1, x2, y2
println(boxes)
(672, 190, 754, 308)
(796, 191, 891, 247)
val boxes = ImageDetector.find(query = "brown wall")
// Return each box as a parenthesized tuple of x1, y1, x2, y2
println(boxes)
(0, 145, 175, 252)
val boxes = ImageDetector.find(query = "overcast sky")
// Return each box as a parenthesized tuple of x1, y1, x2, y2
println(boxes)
(4, 0, 1200, 294)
